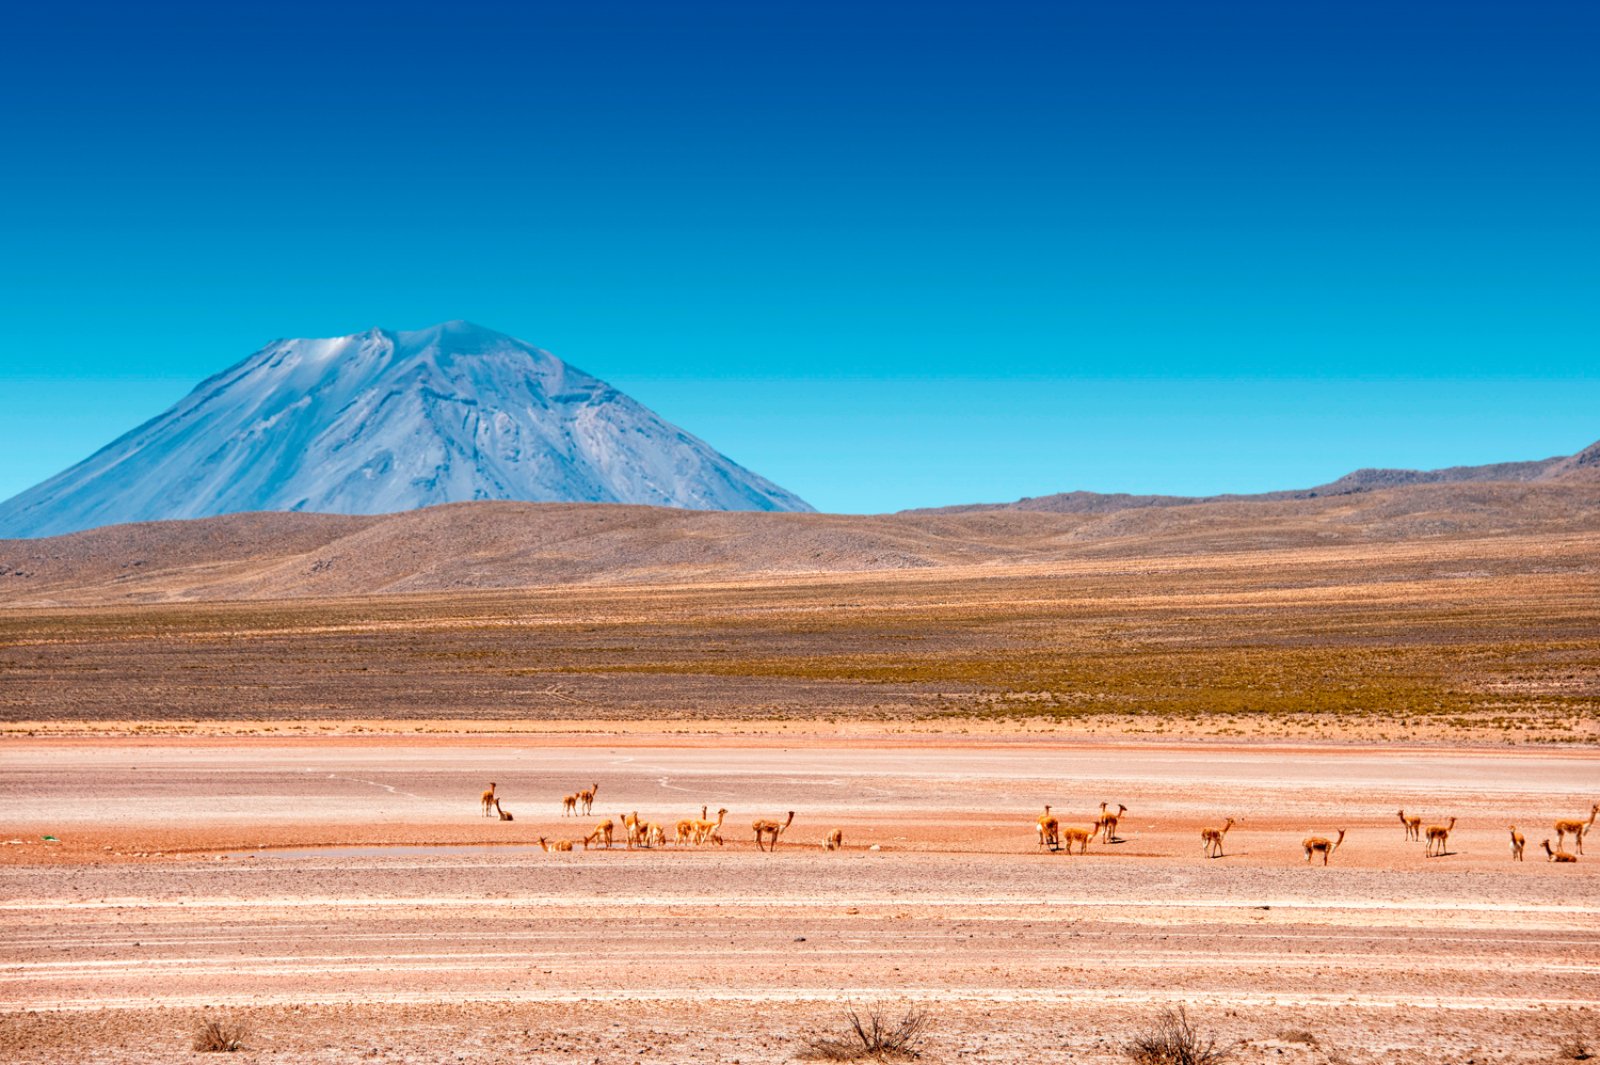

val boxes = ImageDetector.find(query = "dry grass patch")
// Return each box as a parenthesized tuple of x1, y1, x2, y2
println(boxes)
(191, 1015, 248, 1053)
(800, 1002, 930, 1061)
(1126, 1006, 1230, 1065)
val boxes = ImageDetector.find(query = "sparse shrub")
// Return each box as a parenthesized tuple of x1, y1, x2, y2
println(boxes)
(1279, 1029, 1318, 1046)
(192, 1015, 248, 1053)
(801, 1002, 930, 1061)
(1126, 1005, 1230, 1065)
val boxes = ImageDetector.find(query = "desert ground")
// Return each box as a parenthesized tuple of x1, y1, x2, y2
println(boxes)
(3, 501, 1597, 1062)
(2, 733, 1597, 1064)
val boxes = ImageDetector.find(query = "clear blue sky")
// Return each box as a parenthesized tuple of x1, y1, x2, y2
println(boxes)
(2, 1, 1595, 513)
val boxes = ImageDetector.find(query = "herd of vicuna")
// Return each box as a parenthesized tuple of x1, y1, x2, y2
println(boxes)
(480, 783, 1594, 863)
(480, 782, 821, 853)
(1038, 801, 1596, 864)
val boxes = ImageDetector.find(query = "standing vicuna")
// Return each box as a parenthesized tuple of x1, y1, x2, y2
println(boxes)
(1097, 803, 1127, 843)
(1396, 809, 1422, 842)
(1200, 817, 1236, 859)
(753, 811, 795, 852)
(1424, 817, 1456, 857)
(1555, 803, 1598, 856)
(480, 782, 498, 817)
(1036, 806, 1060, 852)
(1508, 826, 1526, 862)
(676, 806, 708, 846)
(1302, 829, 1345, 865)
(1059, 824, 1094, 855)
(693, 808, 728, 846)
(577, 783, 599, 817)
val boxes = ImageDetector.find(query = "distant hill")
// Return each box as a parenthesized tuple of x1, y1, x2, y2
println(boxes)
(908, 439, 1600, 515)
(3, 478, 1596, 606)
(0, 321, 810, 538)
(1543, 439, 1600, 482)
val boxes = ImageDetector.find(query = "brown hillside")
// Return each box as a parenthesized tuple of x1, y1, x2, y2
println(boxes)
(2, 481, 1597, 607)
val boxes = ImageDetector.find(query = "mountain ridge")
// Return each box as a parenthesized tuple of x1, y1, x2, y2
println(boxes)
(905, 438, 1600, 515)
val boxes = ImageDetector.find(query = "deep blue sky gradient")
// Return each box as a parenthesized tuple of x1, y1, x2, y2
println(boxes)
(2, 2, 1596, 512)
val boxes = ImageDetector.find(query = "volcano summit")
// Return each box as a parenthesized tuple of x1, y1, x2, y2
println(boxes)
(0, 321, 811, 538)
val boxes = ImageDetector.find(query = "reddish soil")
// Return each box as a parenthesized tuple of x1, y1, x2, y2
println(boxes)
(2, 734, 1596, 1063)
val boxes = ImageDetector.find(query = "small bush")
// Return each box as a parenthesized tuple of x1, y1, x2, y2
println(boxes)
(1126, 1006, 1230, 1065)
(1279, 1029, 1318, 1046)
(192, 1016, 248, 1053)
(802, 1002, 930, 1061)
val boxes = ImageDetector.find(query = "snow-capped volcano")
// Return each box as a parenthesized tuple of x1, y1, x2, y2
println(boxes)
(0, 321, 811, 537)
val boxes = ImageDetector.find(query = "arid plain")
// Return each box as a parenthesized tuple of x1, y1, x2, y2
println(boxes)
(2, 490, 1598, 1062)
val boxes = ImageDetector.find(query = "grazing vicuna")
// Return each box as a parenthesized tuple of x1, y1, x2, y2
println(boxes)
(824, 828, 844, 851)
(1302, 829, 1345, 865)
(1425, 817, 1456, 858)
(561, 793, 577, 817)
(753, 811, 795, 852)
(1555, 803, 1598, 856)
(1200, 817, 1235, 859)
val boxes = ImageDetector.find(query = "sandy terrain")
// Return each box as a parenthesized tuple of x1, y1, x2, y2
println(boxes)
(2, 734, 1596, 1063)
